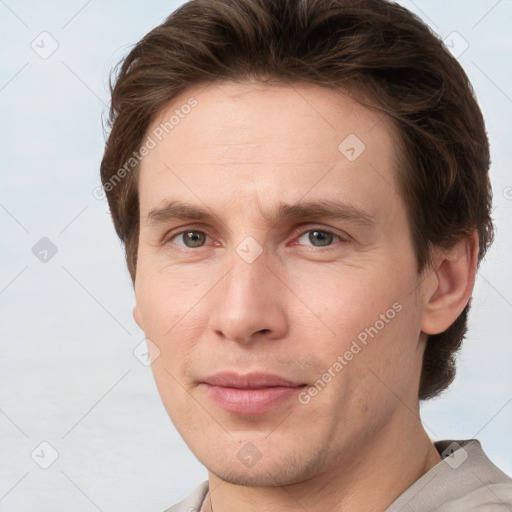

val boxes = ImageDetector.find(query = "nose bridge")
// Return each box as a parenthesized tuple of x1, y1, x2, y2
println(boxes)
(208, 244, 288, 343)
(224, 245, 273, 317)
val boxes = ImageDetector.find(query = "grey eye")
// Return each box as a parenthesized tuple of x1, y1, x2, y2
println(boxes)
(177, 231, 207, 248)
(301, 230, 336, 247)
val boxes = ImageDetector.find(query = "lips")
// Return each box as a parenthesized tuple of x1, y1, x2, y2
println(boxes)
(203, 372, 302, 389)
(201, 372, 306, 415)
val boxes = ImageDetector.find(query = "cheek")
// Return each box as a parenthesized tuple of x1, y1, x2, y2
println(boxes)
(135, 262, 204, 335)
(290, 261, 420, 387)
(289, 262, 400, 340)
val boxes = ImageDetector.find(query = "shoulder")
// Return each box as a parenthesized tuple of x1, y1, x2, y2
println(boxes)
(440, 484, 512, 511)
(387, 439, 512, 511)
(439, 440, 512, 511)
(161, 481, 209, 512)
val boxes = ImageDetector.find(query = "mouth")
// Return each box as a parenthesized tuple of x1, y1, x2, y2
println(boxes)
(200, 372, 307, 415)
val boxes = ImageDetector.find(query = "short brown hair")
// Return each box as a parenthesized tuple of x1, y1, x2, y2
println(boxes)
(100, 0, 494, 400)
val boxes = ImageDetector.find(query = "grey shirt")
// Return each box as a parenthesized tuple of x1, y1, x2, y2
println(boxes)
(164, 439, 512, 511)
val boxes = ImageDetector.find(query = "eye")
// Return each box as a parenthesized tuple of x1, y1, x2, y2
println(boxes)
(164, 227, 346, 251)
(170, 230, 209, 248)
(296, 229, 343, 248)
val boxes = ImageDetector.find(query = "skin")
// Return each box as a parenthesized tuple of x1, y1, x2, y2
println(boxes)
(133, 80, 478, 511)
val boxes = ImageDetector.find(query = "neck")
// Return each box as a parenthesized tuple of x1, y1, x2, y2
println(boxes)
(203, 415, 442, 512)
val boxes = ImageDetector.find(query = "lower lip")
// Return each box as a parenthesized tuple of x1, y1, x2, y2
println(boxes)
(202, 384, 305, 415)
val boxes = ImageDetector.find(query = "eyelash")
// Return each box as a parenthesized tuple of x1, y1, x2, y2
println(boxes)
(163, 226, 348, 250)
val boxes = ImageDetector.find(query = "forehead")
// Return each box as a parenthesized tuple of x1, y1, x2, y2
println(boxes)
(147, 80, 395, 160)
(138, 80, 400, 220)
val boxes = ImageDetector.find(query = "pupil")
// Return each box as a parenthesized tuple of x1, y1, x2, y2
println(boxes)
(310, 230, 333, 246)
(185, 231, 204, 247)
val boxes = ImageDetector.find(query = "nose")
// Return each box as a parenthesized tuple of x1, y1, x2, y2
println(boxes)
(208, 247, 289, 345)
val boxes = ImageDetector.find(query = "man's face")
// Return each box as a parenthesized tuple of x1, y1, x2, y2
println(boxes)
(134, 81, 430, 485)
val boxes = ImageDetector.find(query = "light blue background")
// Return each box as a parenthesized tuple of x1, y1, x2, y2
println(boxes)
(1, 1, 511, 511)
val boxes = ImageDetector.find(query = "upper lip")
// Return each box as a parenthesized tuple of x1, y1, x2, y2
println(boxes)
(203, 372, 304, 389)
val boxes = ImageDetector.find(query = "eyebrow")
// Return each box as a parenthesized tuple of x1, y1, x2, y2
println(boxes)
(145, 199, 375, 228)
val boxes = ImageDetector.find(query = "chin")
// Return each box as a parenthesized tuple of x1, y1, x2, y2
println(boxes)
(213, 467, 304, 488)
(216, 470, 284, 487)
(205, 448, 326, 488)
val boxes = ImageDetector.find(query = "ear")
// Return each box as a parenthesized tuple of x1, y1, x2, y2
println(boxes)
(421, 231, 479, 335)
(133, 304, 144, 330)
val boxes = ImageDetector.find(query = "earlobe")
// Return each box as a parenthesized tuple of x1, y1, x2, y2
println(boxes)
(421, 232, 479, 335)
(133, 305, 144, 330)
